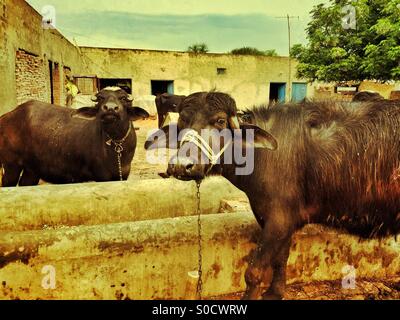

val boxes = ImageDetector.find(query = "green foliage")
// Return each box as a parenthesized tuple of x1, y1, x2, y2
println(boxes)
(231, 47, 278, 56)
(292, 0, 400, 82)
(264, 49, 278, 57)
(187, 43, 209, 54)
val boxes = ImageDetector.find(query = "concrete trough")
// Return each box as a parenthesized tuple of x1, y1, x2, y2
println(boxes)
(0, 177, 245, 232)
(0, 212, 399, 300)
(0, 178, 399, 299)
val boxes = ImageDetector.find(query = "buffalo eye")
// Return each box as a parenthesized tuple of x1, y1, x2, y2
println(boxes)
(215, 118, 227, 127)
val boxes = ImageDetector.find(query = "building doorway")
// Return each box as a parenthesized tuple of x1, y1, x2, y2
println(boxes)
(151, 80, 174, 96)
(269, 82, 286, 103)
(99, 78, 132, 94)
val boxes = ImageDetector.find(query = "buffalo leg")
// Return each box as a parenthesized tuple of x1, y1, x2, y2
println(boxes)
(19, 169, 40, 186)
(262, 237, 292, 300)
(1, 164, 22, 187)
(158, 113, 165, 128)
(242, 207, 293, 300)
(242, 241, 272, 300)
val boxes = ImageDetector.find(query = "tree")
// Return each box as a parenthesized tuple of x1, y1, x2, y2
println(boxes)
(291, 0, 400, 82)
(264, 49, 278, 57)
(187, 43, 209, 54)
(230, 47, 278, 56)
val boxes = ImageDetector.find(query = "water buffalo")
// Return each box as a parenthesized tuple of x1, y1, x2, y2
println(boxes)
(145, 91, 400, 300)
(155, 93, 186, 128)
(0, 87, 149, 186)
(352, 91, 384, 102)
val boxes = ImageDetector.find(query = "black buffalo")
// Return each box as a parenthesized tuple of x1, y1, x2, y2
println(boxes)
(0, 87, 149, 186)
(146, 91, 400, 300)
(352, 91, 384, 102)
(155, 93, 186, 128)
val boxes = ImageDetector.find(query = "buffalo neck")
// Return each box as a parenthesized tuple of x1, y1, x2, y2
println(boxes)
(102, 120, 131, 141)
(220, 148, 274, 197)
(220, 161, 260, 196)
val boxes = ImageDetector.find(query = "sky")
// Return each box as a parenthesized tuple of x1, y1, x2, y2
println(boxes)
(26, 0, 329, 56)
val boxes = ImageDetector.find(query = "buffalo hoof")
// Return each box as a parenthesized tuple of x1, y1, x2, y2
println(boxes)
(262, 289, 284, 300)
(241, 288, 262, 300)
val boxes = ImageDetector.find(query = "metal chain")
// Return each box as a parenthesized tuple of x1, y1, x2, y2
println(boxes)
(105, 124, 132, 182)
(196, 180, 203, 300)
(114, 142, 124, 181)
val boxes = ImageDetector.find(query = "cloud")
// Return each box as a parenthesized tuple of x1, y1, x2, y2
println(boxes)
(26, 0, 324, 54)
(55, 12, 309, 54)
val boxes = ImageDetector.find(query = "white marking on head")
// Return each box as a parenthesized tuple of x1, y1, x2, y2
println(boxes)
(102, 86, 123, 92)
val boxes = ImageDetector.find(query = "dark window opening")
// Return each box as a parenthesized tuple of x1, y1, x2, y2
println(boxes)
(48, 60, 54, 104)
(99, 78, 132, 94)
(151, 80, 174, 96)
(269, 82, 286, 103)
(217, 68, 227, 75)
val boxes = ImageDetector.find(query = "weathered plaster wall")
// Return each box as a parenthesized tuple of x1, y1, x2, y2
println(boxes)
(79, 47, 311, 109)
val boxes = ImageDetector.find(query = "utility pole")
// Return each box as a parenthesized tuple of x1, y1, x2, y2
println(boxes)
(276, 14, 299, 102)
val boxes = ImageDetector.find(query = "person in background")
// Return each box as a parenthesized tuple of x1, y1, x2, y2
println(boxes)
(65, 76, 79, 107)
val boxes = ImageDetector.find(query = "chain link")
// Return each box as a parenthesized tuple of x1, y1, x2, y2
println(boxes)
(196, 180, 203, 300)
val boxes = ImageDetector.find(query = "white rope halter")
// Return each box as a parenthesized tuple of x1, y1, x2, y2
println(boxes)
(180, 129, 232, 165)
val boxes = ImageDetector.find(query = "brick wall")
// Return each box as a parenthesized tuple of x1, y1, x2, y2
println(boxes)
(15, 49, 50, 105)
(52, 62, 61, 105)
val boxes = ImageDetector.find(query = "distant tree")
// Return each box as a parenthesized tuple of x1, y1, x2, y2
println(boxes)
(291, 0, 400, 82)
(264, 49, 278, 57)
(187, 43, 209, 54)
(230, 47, 278, 56)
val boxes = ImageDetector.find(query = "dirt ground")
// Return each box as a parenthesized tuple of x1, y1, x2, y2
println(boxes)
(133, 119, 400, 301)
(129, 118, 174, 180)
(212, 277, 400, 300)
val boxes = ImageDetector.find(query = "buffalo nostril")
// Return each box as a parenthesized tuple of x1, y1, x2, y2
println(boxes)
(114, 106, 119, 112)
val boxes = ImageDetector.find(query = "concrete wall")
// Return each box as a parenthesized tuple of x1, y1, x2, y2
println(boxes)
(79, 47, 311, 109)
(311, 81, 400, 101)
(358, 81, 396, 99)
(0, 0, 85, 114)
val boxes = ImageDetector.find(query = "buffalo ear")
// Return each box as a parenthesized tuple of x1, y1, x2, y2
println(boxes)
(127, 107, 150, 121)
(72, 107, 99, 120)
(237, 124, 277, 150)
(145, 124, 179, 150)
